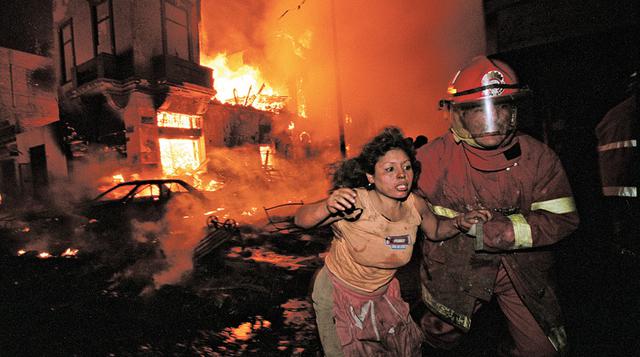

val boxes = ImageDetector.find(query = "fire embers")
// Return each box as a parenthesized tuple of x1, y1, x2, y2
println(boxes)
(4, 208, 89, 261)
(1, 211, 329, 355)
(17, 247, 79, 259)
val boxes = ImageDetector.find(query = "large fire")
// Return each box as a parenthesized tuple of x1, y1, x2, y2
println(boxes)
(201, 53, 288, 113)
(158, 138, 203, 176)
(92, 45, 313, 198)
(156, 111, 205, 177)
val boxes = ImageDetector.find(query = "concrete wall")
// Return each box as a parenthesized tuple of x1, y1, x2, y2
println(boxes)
(0, 47, 64, 200)
(0, 48, 58, 132)
(16, 124, 68, 181)
(124, 92, 159, 167)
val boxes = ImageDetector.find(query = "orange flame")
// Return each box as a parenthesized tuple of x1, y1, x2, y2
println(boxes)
(158, 138, 203, 176)
(157, 111, 202, 129)
(259, 145, 275, 169)
(222, 318, 272, 343)
(201, 53, 288, 112)
(296, 78, 307, 118)
(61, 248, 79, 257)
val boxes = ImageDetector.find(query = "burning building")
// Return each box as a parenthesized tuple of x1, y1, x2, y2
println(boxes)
(51, 0, 305, 189)
(53, 0, 216, 181)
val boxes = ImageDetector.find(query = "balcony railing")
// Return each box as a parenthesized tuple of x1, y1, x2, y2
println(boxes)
(152, 55, 212, 89)
(73, 53, 212, 90)
(75, 52, 134, 86)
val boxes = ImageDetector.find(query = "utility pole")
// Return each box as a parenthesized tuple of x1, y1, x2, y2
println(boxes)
(330, 0, 346, 158)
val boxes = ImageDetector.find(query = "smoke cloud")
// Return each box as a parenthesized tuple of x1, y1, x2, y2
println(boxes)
(201, 0, 486, 150)
(149, 144, 337, 287)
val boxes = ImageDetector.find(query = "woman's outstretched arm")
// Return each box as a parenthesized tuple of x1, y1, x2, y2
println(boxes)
(294, 188, 358, 228)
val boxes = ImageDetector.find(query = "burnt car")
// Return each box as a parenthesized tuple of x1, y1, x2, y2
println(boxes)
(81, 179, 208, 229)
(83, 179, 239, 265)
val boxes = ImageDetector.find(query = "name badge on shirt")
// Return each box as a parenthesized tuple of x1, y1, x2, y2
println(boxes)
(385, 235, 410, 250)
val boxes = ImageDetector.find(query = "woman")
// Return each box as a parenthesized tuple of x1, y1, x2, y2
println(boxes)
(294, 127, 491, 356)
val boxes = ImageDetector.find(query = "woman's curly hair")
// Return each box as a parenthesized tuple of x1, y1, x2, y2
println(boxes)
(329, 126, 421, 190)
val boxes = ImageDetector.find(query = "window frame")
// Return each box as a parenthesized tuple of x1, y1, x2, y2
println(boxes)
(59, 19, 76, 84)
(161, 0, 192, 61)
(90, 0, 116, 56)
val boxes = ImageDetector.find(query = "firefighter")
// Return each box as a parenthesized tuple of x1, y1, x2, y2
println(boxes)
(416, 56, 579, 356)
(595, 71, 638, 255)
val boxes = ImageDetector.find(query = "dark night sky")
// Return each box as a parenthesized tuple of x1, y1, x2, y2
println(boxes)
(0, 0, 53, 55)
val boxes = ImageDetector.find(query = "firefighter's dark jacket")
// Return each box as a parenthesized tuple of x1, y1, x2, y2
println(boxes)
(595, 94, 638, 198)
(416, 131, 579, 353)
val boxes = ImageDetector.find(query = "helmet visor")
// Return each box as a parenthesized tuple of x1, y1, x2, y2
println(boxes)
(451, 96, 515, 139)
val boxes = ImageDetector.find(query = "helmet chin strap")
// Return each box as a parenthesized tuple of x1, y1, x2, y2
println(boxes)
(510, 106, 518, 128)
(451, 127, 516, 149)
(451, 129, 484, 148)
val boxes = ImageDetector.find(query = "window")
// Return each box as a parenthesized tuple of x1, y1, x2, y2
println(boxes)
(95, 184, 135, 201)
(91, 0, 115, 55)
(165, 182, 191, 193)
(131, 184, 161, 202)
(163, 0, 190, 60)
(59, 20, 75, 83)
(156, 111, 202, 129)
(159, 138, 202, 176)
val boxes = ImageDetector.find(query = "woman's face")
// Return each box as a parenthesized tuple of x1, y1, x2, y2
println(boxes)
(366, 148, 413, 200)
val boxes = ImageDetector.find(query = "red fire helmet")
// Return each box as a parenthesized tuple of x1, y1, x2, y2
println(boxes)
(440, 56, 530, 148)
(440, 56, 528, 108)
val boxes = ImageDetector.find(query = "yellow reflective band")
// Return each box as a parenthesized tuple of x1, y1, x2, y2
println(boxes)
(548, 326, 568, 353)
(602, 186, 637, 197)
(597, 139, 637, 152)
(421, 284, 471, 331)
(508, 213, 532, 249)
(428, 203, 460, 218)
(530, 197, 576, 214)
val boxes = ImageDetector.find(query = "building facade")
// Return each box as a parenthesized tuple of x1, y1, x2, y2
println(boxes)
(53, 0, 215, 178)
(0, 47, 67, 203)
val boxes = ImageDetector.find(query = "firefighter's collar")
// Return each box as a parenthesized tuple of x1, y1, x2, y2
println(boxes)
(461, 136, 521, 172)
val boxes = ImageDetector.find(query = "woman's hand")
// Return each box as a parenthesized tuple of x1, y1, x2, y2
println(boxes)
(454, 209, 493, 232)
(294, 188, 358, 228)
(325, 188, 357, 214)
